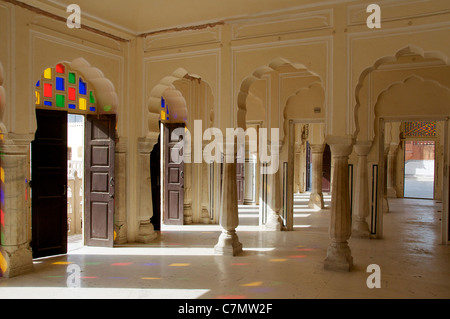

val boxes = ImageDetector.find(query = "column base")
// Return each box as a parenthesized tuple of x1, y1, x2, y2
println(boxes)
(214, 230, 243, 256)
(324, 241, 353, 271)
(114, 222, 128, 244)
(0, 244, 33, 278)
(352, 218, 370, 238)
(264, 212, 282, 231)
(136, 221, 157, 243)
(308, 192, 324, 209)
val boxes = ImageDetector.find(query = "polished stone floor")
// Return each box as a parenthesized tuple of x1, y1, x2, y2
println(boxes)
(0, 194, 449, 299)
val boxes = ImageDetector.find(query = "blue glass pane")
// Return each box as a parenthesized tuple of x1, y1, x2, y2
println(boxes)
(36, 80, 40, 87)
(68, 104, 76, 109)
(44, 101, 52, 106)
(161, 97, 165, 108)
(56, 77, 65, 91)
(79, 78, 87, 95)
(89, 106, 96, 112)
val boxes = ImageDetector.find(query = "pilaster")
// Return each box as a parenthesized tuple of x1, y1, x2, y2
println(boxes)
(0, 137, 34, 277)
(352, 141, 372, 238)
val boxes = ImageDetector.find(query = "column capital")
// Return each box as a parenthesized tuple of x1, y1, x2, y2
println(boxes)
(326, 135, 353, 157)
(137, 136, 157, 154)
(310, 143, 325, 153)
(354, 141, 372, 156)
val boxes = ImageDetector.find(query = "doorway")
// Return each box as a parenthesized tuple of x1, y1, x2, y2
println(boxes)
(404, 140, 435, 199)
(31, 110, 116, 258)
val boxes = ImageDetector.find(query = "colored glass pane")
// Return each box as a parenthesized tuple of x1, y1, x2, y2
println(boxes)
(161, 110, 166, 121)
(68, 87, 76, 101)
(35, 91, 40, 105)
(56, 64, 65, 74)
(90, 106, 96, 112)
(79, 98, 86, 110)
(36, 80, 40, 87)
(44, 68, 52, 79)
(89, 91, 95, 103)
(68, 104, 76, 110)
(79, 78, 87, 95)
(44, 83, 52, 98)
(68, 72, 76, 84)
(56, 77, 65, 91)
(56, 94, 65, 108)
(44, 101, 52, 106)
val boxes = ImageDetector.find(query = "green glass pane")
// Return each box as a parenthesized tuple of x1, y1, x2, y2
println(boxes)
(56, 94, 65, 108)
(90, 91, 95, 104)
(68, 72, 76, 84)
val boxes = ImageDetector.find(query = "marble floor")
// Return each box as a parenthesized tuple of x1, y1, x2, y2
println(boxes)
(0, 194, 449, 299)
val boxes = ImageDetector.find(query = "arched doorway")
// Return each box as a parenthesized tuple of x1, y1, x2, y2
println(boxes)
(32, 60, 118, 258)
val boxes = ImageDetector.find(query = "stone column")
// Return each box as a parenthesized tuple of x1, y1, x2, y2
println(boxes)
(114, 137, 127, 244)
(0, 138, 34, 277)
(183, 158, 193, 224)
(136, 137, 157, 243)
(264, 140, 282, 231)
(386, 143, 398, 198)
(352, 141, 372, 238)
(308, 144, 325, 209)
(200, 159, 211, 224)
(324, 136, 353, 271)
(214, 143, 242, 256)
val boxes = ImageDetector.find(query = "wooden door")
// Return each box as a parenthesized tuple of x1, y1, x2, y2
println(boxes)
(322, 144, 331, 192)
(31, 110, 68, 258)
(85, 115, 115, 247)
(164, 123, 184, 225)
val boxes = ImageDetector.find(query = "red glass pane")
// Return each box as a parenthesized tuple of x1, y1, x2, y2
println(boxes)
(56, 64, 65, 74)
(68, 87, 76, 101)
(44, 83, 52, 98)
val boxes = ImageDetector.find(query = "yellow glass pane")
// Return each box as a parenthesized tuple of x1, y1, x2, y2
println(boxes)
(161, 110, 166, 121)
(79, 98, 86, 110)
(44, 68, 52, 80)
(35, 91, 40, 105)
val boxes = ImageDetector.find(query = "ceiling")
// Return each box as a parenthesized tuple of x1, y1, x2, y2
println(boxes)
(23, 0, 340, 36)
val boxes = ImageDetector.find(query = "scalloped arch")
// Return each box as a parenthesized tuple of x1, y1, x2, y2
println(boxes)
(237, 57, 322, 130)
(147, 68, 214, 139)
(374, 75, 450, 130)
(353, 45, 449, 140)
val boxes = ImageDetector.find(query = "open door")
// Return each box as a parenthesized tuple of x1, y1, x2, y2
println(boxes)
(163, 123, 184, 225)
(85, 115, 115, 247)
(322, 144, 331, 192)
(31, 110, 68, 258)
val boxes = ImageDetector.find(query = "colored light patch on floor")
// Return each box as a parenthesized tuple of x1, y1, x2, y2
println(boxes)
(52, 262, 73, 265)
(84, 262, 102, 265)
(111, 262, 133, 266)
(287, 255, 307, 259)
(81, 276, 97, 279)
(241, 281, 263, 287)
(169, 263, 190, 267)
(248, 287, 274, 294)
(141, 277, 162, 280)
(231, 263, 250, 266)
(269, 258, 287, 262)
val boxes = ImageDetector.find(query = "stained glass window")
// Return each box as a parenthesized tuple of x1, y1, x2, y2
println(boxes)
(35, 63, 100, 114)
(404, 121, 436, 138)
(161, 97, 169, 121)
